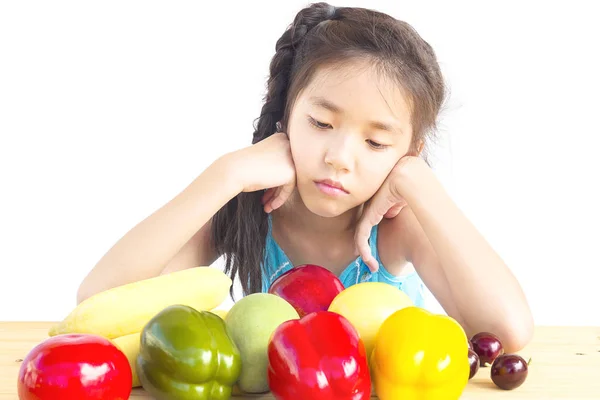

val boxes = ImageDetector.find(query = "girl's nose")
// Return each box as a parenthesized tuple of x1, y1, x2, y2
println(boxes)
(324, 134, 353, 172)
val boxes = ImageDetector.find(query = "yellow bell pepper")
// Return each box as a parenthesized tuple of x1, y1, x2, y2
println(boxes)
(371, 306, 470, 400)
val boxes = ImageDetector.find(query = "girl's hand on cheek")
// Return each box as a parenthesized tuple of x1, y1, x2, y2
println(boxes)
(231, 132, 297, 213)
(354, 154, 428, 272)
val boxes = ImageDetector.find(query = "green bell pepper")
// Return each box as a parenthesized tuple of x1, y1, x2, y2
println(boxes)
(136, 304, 241, 400)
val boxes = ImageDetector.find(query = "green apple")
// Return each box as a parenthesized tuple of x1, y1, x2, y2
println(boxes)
(225, 293, 299, 393)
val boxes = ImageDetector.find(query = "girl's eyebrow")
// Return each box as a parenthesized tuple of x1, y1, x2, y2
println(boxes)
(310, 96, 343, 113)
(309, 95, 404, 135)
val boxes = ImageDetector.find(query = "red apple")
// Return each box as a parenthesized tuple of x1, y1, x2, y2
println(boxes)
(268, 264, 345, 317)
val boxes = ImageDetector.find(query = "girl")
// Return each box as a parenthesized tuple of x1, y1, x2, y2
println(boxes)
(77, 2, 533, 352)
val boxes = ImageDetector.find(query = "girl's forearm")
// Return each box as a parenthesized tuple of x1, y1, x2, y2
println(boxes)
(77, 154, 242, 302)
(401, 172, 533, 352)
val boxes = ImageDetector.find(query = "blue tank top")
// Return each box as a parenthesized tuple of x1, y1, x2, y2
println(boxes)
(261, 214, 426, 308)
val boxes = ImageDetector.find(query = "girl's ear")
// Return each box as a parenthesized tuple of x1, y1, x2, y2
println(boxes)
(416, 139, 425, 156)
(406, 140, 424, 157)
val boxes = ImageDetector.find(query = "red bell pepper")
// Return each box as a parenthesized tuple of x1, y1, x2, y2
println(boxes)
(267, 311, 371, 399)
(17, 333, 132, 400)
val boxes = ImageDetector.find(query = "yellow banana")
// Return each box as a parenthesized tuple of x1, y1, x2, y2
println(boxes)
(111, 332, 141, 387)
(210, 308, 229, 320)
(49, 267, 231, 339)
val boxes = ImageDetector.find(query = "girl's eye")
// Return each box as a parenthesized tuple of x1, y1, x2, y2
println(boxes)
(308, 116, 388, 149)
(308, 117, 331, 129)
(367, 140, 388, 150)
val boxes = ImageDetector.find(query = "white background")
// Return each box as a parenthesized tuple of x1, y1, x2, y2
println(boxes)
(1, 1, 598, 325)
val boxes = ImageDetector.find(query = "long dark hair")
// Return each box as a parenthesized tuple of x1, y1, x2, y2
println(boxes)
(211, 2, 448, 297)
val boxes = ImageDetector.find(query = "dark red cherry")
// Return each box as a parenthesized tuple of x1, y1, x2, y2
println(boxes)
(491, 354, 529, 390)
(470, 332, 504, 366)
(468, 349, 480, 379)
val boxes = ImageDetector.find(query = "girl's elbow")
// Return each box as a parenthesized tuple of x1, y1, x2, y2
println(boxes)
(76, 283, 93, 305)
(502, 311, 535, 353)
(76, 276, 101, 305)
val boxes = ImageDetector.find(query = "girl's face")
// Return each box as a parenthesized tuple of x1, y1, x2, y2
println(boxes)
(287, 61, 417, 218)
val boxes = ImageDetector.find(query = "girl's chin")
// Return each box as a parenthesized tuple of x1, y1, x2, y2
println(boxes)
(301, 195, 353, 218)
(295, 183, 360, 218)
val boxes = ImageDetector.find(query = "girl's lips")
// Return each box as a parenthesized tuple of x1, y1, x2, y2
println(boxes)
(315, 181, 349, 196)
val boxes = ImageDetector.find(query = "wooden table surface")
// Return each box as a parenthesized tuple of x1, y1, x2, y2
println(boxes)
(1, 322, 599, 399)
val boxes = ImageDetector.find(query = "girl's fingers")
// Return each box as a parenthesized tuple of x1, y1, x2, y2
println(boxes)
(383, 203, 406, 219)
(265, 187, 282, 213)
(262, 188, 276, 204)
(270, 182, 295, 211)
